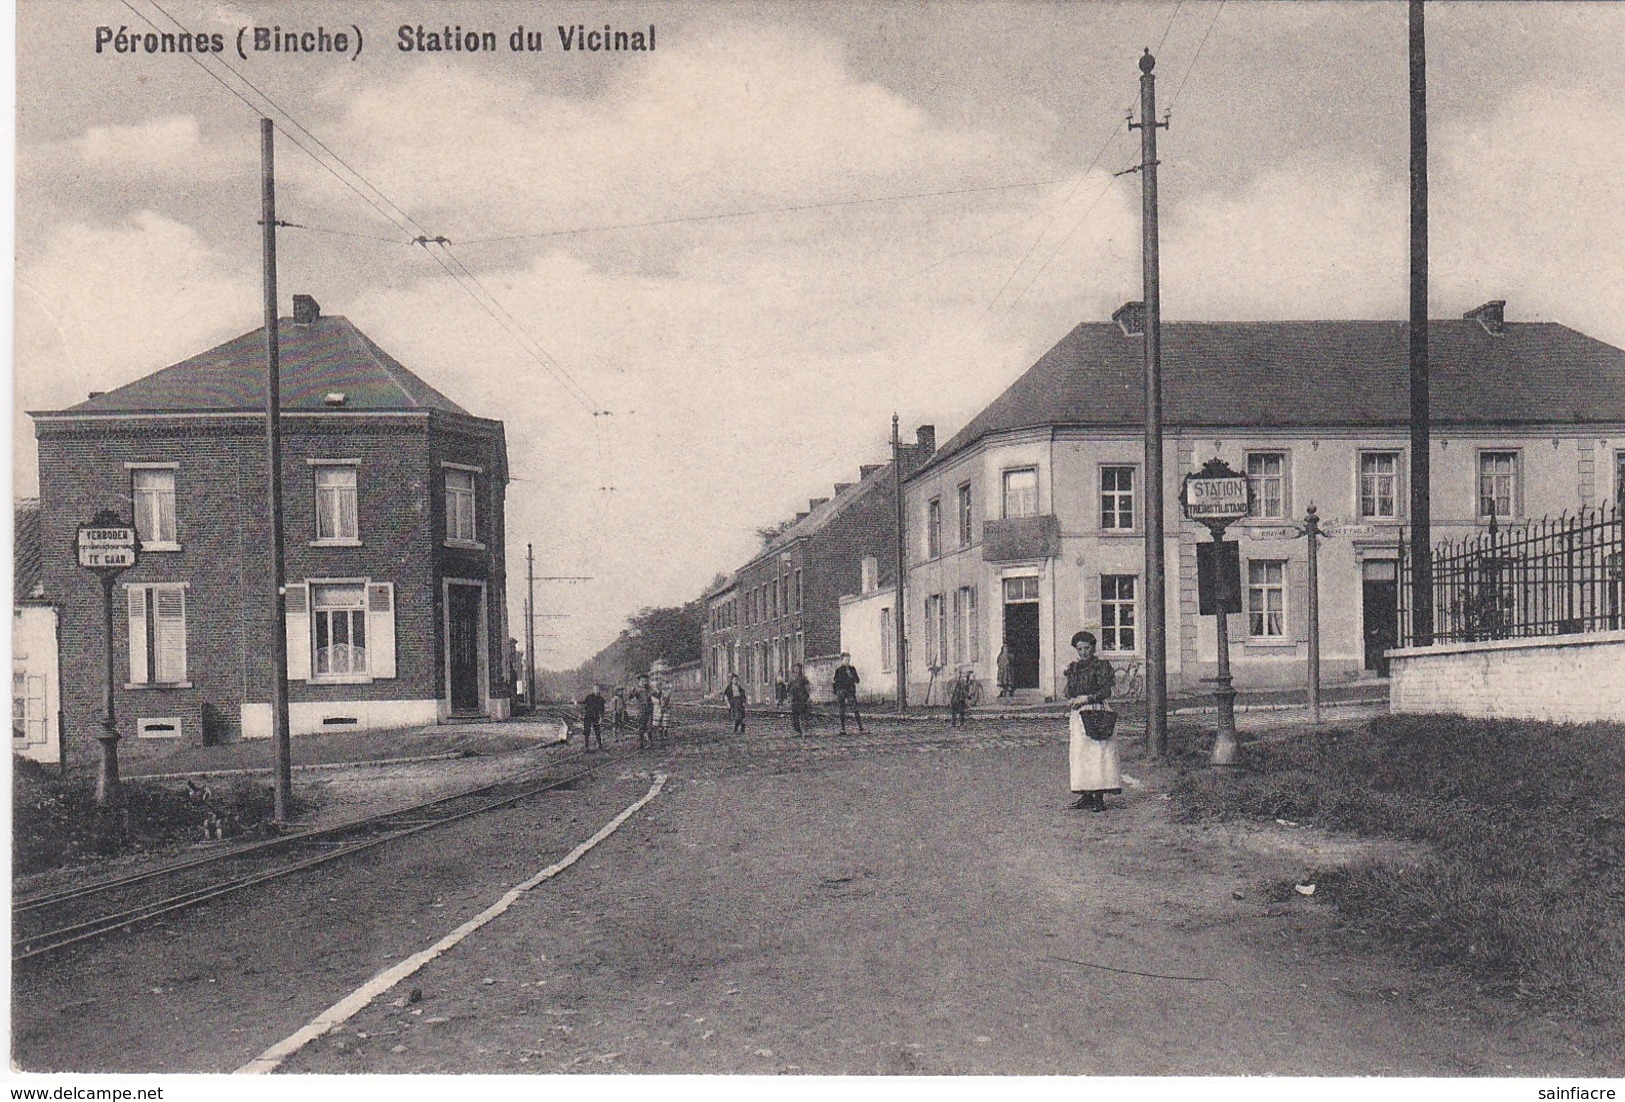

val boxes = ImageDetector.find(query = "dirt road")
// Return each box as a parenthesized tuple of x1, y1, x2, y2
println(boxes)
(14, 715, 1612, 1075)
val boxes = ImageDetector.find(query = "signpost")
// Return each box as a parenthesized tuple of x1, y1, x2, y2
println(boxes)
(77, 512, 139, 814)
(1182, 459, 1248, 766)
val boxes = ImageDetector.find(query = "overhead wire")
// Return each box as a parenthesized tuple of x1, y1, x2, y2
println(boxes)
(124, 0, 610, 422)
(984, 121, 1129, 314)
(453, 173, 1090, 245)
(1168, 0, 1227, 109)
(996, 0, 1222, 321)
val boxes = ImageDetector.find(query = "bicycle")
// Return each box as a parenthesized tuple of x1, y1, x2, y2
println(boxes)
(1113, 660, 1146, 702)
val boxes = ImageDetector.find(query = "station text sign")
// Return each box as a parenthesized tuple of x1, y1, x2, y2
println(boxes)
(1183, 476, 1250, 520)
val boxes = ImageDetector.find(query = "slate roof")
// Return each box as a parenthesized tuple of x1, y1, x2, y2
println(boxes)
(927, 319, 1625, 471)
(50, 314, 469, 416)
(749, 458, 900, 566)
(14, 499, 45, 601)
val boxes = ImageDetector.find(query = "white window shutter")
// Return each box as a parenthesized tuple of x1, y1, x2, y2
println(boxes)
(126, 586, 149, 684)
(285, 584, 311, 681)
(368, 583, 397, 679)
(154, 587, 187, 683)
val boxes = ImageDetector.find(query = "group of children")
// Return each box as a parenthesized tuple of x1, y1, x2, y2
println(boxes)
(577, 673, 670, 752)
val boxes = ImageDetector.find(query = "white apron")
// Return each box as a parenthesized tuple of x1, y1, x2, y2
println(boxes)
(1069, 706, 1121, 793)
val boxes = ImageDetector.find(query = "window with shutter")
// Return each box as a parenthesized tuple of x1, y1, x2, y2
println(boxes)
(126, 586, 149, 684)
(285, 584, 311, 681)
(368, 583, 397, 679)
(125, 583, 187, 684)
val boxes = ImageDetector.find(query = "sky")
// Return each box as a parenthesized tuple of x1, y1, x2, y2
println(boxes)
(10, 0, 1625, 669)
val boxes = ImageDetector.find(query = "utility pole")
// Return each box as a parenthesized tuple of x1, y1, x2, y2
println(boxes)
(1408, 0, 1434, 645)
(526, 544, 537, 708)
(1130, 49, 1170, 758)
(892, 413, 908, 711)
(1302, 505, 1329, 725)
(261, 118, 293, 822)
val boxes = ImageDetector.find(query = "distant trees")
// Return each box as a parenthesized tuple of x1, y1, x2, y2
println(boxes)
(549, 589, 711, 696)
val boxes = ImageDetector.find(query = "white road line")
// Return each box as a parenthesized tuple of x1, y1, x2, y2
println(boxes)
(236, 771, 668, 1075)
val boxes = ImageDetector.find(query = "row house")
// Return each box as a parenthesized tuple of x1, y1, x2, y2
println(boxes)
(13, 500, 61, 765)
(844, 300, 1625, 702)
(702, 426, 935, 703)
(30, 295, 511, 765)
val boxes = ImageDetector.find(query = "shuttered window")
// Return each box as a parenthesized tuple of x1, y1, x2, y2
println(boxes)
(126, 583, 188, 685)
(283, 580, 396, 682)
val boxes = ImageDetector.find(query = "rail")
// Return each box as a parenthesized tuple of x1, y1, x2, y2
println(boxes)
(13, 751, 613, 962)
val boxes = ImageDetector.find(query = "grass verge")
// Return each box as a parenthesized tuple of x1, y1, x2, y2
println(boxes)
(1168, 714, 1625, 1024)
(13, 758, 308, 876)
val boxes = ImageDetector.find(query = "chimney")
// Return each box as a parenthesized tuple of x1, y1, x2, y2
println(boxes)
(859, 464, 882, 479)
(88, 391, 105, 400)
(293, 294, 321, 325)
(1464, 299, 1506, 335)
(833, 482, 855, 496)
(795, 511, 809, 523)
(808, 497, 830, 511)
(915, 425, 935, 456)
(1113, 301, 1146, 337)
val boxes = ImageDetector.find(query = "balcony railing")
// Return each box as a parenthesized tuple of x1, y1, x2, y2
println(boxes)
(982, 515, 1061, 562)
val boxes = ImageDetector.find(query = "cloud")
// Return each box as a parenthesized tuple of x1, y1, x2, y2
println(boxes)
(297, 23, 1025, 243)
(22, 115, 249, 185)
(13, 211, 259, 494)
(1161, 90, 1625, 346)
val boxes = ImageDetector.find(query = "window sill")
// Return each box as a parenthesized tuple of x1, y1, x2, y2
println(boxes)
(311, 538, 363, 548)
(1242, 640, 1297, 650)
(138, 731, 182, 740)
(444, 539, 486, 552)
(141, 542, 182, 553)
(310, 675, 374, 686)
(1355, 516, 1404, 525)
(123, 681, 193, 690)
(1096, 528, 1141, 538)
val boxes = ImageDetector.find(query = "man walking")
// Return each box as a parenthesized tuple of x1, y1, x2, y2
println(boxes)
(631, 673, 655, 749)
(832, 652, 865, 734)
(789, 663, 812, 735)
(581, 684, 606, 752)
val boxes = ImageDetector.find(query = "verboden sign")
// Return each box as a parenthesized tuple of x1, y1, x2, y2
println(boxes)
(77, 524, 139, 570)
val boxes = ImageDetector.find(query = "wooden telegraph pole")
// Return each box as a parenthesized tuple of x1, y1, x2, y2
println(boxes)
(526, 544, 537, 707)
(261, 118, 294, 822)
(1408, 0, 1434, 645)
(892, 414, 908, 712)
(1130, 49, 1170, 757)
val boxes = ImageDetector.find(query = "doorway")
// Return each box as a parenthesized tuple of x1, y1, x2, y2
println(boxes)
(447, 582, 485, 714)
(1362, 560, 1399, 676)
(1002, 576, 1041, 690)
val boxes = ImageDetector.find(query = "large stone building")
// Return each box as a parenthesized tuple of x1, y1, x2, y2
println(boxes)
(844, 300, 1625, 702)
(30, 295, 511, 764)
(702, 426, 934, 703)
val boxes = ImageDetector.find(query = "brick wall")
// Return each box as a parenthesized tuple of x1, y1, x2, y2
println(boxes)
(36, 412, 507, 765)
(1389, 630, 1625, 722)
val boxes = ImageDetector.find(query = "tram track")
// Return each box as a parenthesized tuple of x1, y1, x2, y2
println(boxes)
(13, 745, 618, 963)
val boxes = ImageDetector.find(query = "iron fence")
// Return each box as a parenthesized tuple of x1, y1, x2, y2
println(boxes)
(1399, 503, 1625, 646)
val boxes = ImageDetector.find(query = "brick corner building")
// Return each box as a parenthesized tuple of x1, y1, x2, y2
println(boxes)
(30, 295, 510, 766)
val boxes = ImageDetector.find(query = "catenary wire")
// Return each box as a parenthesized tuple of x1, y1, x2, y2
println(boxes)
(453, 174, 1088, 246)
(1168, 0, 1227, 109)
(125, 0, 609, 418)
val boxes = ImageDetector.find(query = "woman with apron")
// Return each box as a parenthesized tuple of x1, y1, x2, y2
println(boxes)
(1065, 631, 1118, 812)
